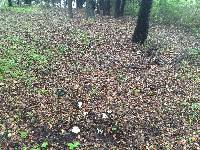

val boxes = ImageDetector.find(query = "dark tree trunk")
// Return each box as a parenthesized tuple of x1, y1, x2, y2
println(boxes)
(77, 0, 85, 8)
(51, 0, 55, 6)
(103, 0, 110, 15)
(97, 0, 110, 16)
(132, 0, 153, 44)
(114, 0, 121, 18)
(114, 0, 126, 18)
(8, 0, 12, 6)
(96, 0, 101, 14)
(24, 0, 31, 5)
(17, 0, 20, 6)
(64, 0, 67, 7)
(85, 0, 95, 18)
(97, 0, 103, 15)
(68, 0, 73, 18)
(119, 0, 126, 16)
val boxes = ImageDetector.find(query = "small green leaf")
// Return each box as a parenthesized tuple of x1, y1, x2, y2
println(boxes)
(19, 131, 28, 139)
(14, 143, 19, 150)
(41, 141, 48, 148)
(22, 145, 27, 150)
(191, 103, 199, 110)
(67, 141, 80, 150)
(112, 127, 117, 131)
(73, 141, 80, 147)
(67, 143, 75, 150)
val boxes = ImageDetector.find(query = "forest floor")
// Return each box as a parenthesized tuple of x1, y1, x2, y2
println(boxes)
(0, 7, 200, 150)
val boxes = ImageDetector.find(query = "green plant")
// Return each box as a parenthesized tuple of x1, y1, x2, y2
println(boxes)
(89, 86, 99, 97)
(112, 127, 117, 131)
(125, 0, 200, 36)
(67, 141, 80, 150)
(18, 130, 28, 139)
(0, 35, 50, 82)
(58, 44, 66, 54)
(22, 145, 27, 150)
(36, 88, 49, 96)
(27, 51, 48, 65)
(116, 73, 125, 84)
(188, 103, 199, 125)
(0, 75, 4, 81)
(41, 141, 48, 149)
(181, 101, 200, 125)
(13, 114, 20, 122)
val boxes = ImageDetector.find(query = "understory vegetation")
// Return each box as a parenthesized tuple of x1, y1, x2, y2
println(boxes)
(125, 0, 200, 36)
(0, 1, 200, 150)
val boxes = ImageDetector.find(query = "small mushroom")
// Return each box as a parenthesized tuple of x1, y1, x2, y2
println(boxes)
(77, 101, 83, 108)
(71, 126, 80, 134)
(97, 128, 103, 134)
(102, 113, 108, 119)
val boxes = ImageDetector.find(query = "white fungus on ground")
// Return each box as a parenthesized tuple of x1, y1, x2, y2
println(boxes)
(97, 128, 103, 134)
(78, 101, 83, 108)
(71, 126, 80, 134)
(102, 113, 108, 119)
(83, 111, 88, 116)
(107, 110, 112, 114)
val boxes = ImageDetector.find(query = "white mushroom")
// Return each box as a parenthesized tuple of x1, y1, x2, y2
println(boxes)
(102, 113, 108, 119)
(71, 126, 80, 134)
(78, 101, 83, 108)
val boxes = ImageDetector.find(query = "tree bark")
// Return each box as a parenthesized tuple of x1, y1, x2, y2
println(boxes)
(132, 0, 153, 44)
(114, 0, 126, 18)
(77, 0, 85, 8)
(24, 0, 32, 5)
(96, 0, 101, 14)
(104, 0, 110, 16)
(17, 0, 20, 6)
(119, 0, 126, 16)
(68, 0, 73, 18)
(51, 0, 55, 6)
(64, 0, 67, 8)
(85, 0, 95, 18)
(8, 0, 12, 6)
(114, 0, 121, 18)
(97, 0, 103, 15)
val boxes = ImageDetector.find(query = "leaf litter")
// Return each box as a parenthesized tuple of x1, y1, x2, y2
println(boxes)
(0, 7, 200, 149)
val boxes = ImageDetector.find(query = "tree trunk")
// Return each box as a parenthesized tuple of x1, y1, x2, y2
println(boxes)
(115, 0, 126, 18)
(77, 0, 85, 8)
(17, 0, 20, 6)
(85, 0, 95, 18)
(114, 0, 121, 18)
(8, 0, 12, 6)
(96, 0, 101, 14)
(119, 0, 126, 16)
(104, 0, 110, 16)
(51, 0, 55, 6)
(44, 0, 51, 6)
(24, 0, 31, 5)
(97, 0, 104, 15)
(132, 0, 153, 44)
(64, 0, 67, 8)
(68, 0, 73, 18)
